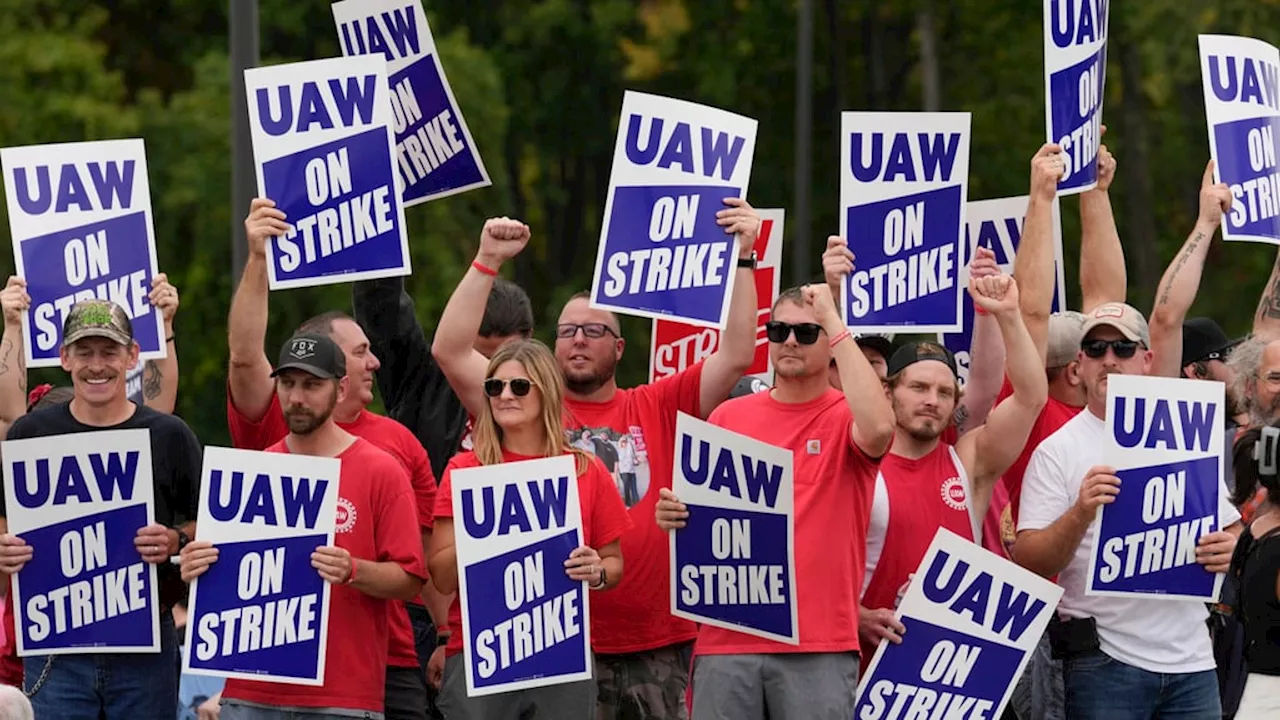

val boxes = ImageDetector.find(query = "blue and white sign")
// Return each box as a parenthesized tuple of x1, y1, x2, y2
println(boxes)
(855, 529, 1063, 720)
(331, 0, 490, 205)
(125, 363, 146, 405)
(670, 413, 796, 644)
(591, 91, 758, 328)
(183, 447, 339, 685)
(1043, 0, 1109, 196)
(939, 196, 1066, 388)
(245, 55, 411, 290)
(1, 430, 160, 655)
(452, 455, 591, 697)
(840, 112, 971, 334)
(0, 139, 165, 369)
(1087, 375, 1227, 601)
(1199, 35, 1280, 244)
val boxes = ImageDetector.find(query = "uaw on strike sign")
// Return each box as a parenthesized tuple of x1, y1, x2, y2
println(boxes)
(1043, 0, 1109, 195)
(650, 210, 784, 384)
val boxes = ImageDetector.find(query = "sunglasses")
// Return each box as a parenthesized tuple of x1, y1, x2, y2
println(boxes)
(483, 378, 535, 397)
(1081, 338, 1139, 359)
(765, 321, 824, 345)
(555, 323, 619, 340)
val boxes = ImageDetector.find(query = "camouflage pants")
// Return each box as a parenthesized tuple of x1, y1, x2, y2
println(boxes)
(596, 642, 693, 720)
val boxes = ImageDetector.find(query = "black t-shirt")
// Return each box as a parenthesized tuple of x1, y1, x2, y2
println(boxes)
(1233, 524, 1280, 674)
(2, 402, 203, 607)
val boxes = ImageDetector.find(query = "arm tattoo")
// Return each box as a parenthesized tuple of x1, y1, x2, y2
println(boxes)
(953, 403, 971, 433)
(1155, 232, 1204, 308)
(0, 339, 12, 376)
(1263, 273, 1280, 320)
(142, 360, 163, 400)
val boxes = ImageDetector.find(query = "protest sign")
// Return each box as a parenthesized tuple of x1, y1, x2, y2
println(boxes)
(0, 139, 165, 369)
(332, 0, 490, 205)
(452, 455, 591, 696)
(855, 528, 1062, 720)
(840, 112, 970, 334)
(1086, 375, 1226, 601)
(183, 447, 339, 684)
(125, 363, 145, 405)
(938, 196, 1065, 388)
(245, 55, 410, 290)
(649, 209, 784, 384)
(1, 430, 159, 655)
(1199, 35, 1280, 244)
(1043, 0, 1109, 195)
(669, 413, 797, 644)
(591, 91, 758, 328)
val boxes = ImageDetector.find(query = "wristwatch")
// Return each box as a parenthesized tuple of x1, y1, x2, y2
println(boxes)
(173, 527, 191, 554)
(591, 567, 609, 590)
(737, 251, 758, 270)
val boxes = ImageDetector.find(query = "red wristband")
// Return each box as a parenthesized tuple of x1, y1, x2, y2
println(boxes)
(829, 329, 852, 348)
(974, 305, 990, 316)
(344, 559, 358, 585)
(471, 260, 498, 277)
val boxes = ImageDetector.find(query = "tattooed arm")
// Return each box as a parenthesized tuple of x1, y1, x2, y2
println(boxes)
(1255, 250, 1280, 340)
(142, 273, 180, 414)
(0, 278, 30, 436)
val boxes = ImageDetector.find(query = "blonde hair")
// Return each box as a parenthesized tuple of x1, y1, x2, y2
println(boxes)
(472, 339, 590, 474)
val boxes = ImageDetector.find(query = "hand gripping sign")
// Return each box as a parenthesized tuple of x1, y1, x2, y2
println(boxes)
(938, 196, 1065, 388)
(650, 210, 785, 384)
(1043, 0, 1109, 195)
(183, 448, 339, 685)
(2, 430, 161, 655)
(591, 91, 758, 328)
(670, 413, 797, 644)
(840, 112, 971, 335)
(452, 455, 592, 696)
(1086, 375, 1228, 601)
(331, 0, 490, 205)
(1199, 35, 1280, 244)
(855, 528, 1063, 720)
(245, 55, 411, 290)
(0, 139, 165, 368)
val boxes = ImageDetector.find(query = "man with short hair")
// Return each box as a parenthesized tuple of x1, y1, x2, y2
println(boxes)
(0, 299, 202, 719)
(184, 333, 426, 720)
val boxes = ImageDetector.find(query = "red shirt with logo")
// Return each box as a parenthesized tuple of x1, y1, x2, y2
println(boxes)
(695, 389, 885, 655)
(222, 437, 426, 713)
(434, 450, 633, 657)
(994, 377, 1083, 523)
(227, 390, 434, 668)
(560, 365, 704, 654)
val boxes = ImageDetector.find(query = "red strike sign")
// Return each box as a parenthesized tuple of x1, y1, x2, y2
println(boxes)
(649, 210, 785, 383)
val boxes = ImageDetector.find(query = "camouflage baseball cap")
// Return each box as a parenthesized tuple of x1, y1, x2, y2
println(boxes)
(62, 299, 133, 347)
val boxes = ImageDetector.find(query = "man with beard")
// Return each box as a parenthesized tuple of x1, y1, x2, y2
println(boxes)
(1014, 302, 1241, 719)
(431, 204, 761, 720)
(184, 333, 426, 720)
(858, 272, 1047, 663)
(226, 199, 443, 720)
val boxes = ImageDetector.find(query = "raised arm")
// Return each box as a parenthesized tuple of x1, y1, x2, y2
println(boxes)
(1015, 144, 1066, 362)
(141, 273, 180, 414)
(954, 247, 1005, 434)
(808, 285, 894, 457)
(698, 198, 760, 418)
(352, 275, 432, 414)
(431, 218, 529, 419)
(1255, 252, 1280, 339)
(1079, 129, 1127, 312)
(823, 235, 854, 309)
(0, 278, 30, 435)
(227, 199, 286, 420)
(1149, 161, 1231, 378)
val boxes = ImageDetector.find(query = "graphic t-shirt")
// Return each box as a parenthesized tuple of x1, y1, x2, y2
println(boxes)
(222, 438, 426, 713)
(227, 391, 435, 668)
(434, 450, 633, 657)
(695, 389, 884, 655)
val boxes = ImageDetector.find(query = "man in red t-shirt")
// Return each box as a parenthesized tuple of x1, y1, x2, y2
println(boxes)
(183, 333, 426, 718)
(431, 208, 762, 719)
(226, 199, 443, 719)
(655, 284, 894, 718)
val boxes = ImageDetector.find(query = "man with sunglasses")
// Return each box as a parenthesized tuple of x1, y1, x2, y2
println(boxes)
(1014, 301, 1242, 719)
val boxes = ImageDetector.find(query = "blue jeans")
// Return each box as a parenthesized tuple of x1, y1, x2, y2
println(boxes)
(1064, 648, 1221, 719)
(405, 602, 442, 720)
(24, 610, 179, 719)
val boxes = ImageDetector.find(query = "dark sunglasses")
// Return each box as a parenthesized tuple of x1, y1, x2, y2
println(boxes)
(483, 378, 535, 397)
(765, 321, 824, 345)
(555, 323, 619, 340)
(1081, 338, 1139, 359)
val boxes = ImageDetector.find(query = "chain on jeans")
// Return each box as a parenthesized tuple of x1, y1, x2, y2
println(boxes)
(24, 656, 53, 698)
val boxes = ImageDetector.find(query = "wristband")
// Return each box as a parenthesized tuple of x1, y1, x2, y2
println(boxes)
(166, 335, 175, 344)
(973, 305, 990, 316)
(344, 559, 358, 585)
(471, 260, 498, 277)
(829, 329, 852, 348)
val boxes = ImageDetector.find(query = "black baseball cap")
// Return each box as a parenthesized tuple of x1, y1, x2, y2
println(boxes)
(886, 341, 959, 378)
(1181, 317, 1241, 367)
(855, 334, 896, 360)
(270, 334, 346, 379)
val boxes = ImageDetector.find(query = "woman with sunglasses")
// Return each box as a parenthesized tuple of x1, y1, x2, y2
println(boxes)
(428, 339, 632, 720)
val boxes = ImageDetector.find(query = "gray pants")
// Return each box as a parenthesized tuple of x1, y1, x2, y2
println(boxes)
(220, 698, 383, 719)
(437, 654, 595, 720)
(1010, 631, 1064, 720)
(691, 652, 860, 720)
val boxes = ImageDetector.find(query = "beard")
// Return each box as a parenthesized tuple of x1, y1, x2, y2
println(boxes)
(563, 353, 618, 396)
(284, 389, 338, 435)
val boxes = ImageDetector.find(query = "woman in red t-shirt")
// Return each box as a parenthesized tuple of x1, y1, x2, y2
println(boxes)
(429, 339, 631, 720)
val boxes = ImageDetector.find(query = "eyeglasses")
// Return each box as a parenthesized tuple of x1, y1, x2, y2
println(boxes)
(1081, 338, 1139, 359)
(555, 323, 619, 340)
(765, 321, 824, 345)
(483, 378, 535, 397)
